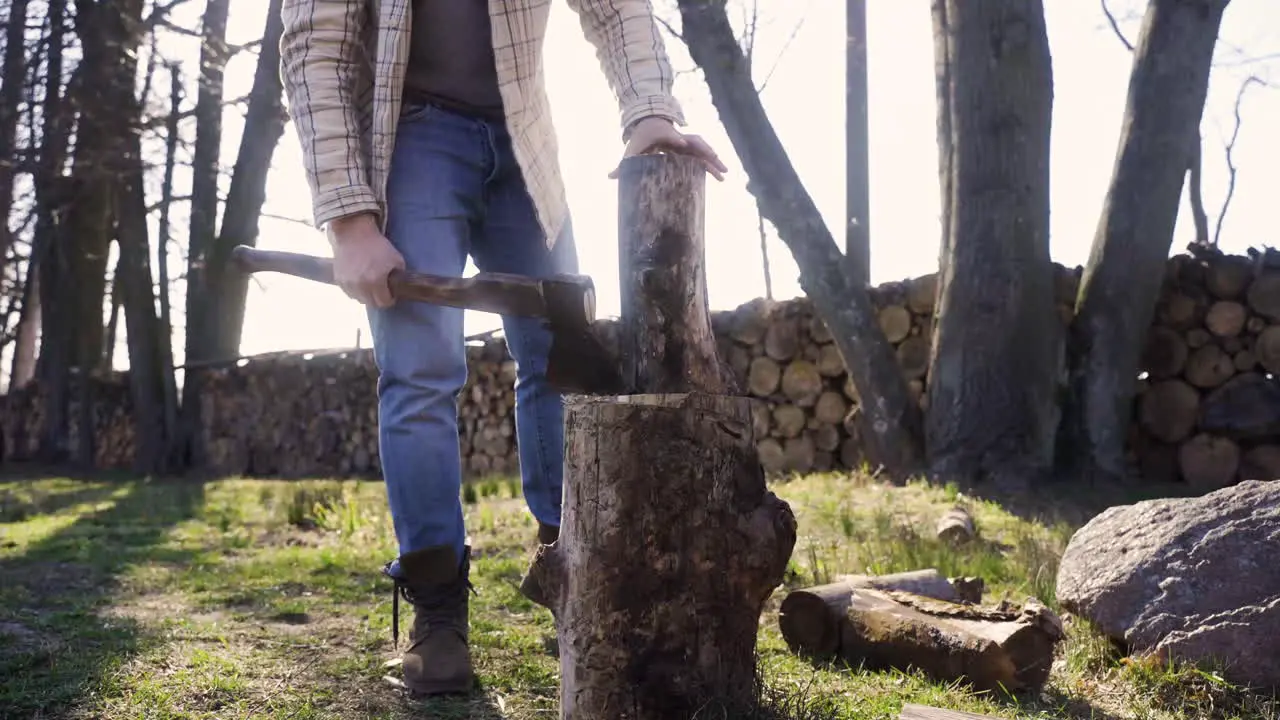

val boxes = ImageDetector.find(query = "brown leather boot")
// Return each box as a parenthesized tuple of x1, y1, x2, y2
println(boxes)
(384, 545, 475, 696)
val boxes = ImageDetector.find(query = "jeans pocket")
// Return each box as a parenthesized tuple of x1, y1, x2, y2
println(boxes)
(399, 100, 436, 123)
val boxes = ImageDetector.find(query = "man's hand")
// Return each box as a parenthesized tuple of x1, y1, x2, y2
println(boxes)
(610, 117, 728, 181)
(327, 212, 406, 309)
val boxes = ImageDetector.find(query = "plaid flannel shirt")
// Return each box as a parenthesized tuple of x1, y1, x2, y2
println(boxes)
(279, 0, 687, 249)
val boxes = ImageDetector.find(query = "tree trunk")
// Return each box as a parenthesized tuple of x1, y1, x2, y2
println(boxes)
(34, 0, 73, 462)
(615, 153, 736, 394)
(117, 125, 176, 475)
(109, 27, 177, 475)
(0, 0, 32, 280)
(102, 255, 124, 372)
(1058, 0, 1230, 483)
(61, 0, 147, 466)
(521, 153, 796, 719)
(925, 0, 1058, 488)
(522, 393, 796, 720)
(177, 0, 231, 468)
(10, 259, 41, 390)
(845, 0, 870, 286)
(202, 0, 287, 359)
(675, 0, 924, 479)
(156, 64, 182, 462)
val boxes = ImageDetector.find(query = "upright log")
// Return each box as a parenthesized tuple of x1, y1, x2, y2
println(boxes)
(616, 153, 736, 394)
(522, 153, 796, 720)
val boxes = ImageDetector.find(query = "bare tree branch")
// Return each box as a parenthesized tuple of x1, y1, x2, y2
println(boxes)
(261, 211, 317, 229)
(143, 0, 199, 30)
(655, 15, 683, 42)
(757, 13, 806, 94)
(1214, 75, 1265, 246)
(1100, 0, 1135, 51)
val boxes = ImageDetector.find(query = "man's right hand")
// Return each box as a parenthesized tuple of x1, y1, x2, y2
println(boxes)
(327, 212, 406, 309)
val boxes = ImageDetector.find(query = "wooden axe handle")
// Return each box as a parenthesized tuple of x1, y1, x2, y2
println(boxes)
(229, 245, 593, 323)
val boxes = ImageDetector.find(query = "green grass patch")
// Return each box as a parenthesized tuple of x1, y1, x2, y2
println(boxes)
(0, 471, 1274, 719)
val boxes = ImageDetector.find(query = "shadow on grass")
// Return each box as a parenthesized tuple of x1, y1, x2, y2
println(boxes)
(0, 477, 125, 525)
(0, 475, 206, 718)
(940, 470, 1202, 531)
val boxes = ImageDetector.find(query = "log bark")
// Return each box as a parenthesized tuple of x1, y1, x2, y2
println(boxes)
(1058, 0, 1230, 483)
(840, 590, 1063, 694)
(778, 569, 971, 661)
(616, 154, 734, 394)
(523, 393, 796, 719)
(675, 0, 925, 479)
(926, 0, 1059, 487)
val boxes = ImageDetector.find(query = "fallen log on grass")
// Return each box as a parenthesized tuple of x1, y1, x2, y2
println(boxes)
(781, 581, 1063, 693)
(936, 506, 976, 545)
(778, 569, 984, 660)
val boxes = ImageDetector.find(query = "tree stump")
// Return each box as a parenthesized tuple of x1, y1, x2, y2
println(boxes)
(523, 393, 796, 719)
(522, 154, 796, 719)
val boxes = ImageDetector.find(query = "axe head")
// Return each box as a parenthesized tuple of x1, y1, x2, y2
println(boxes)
(541, 274, 628, 396)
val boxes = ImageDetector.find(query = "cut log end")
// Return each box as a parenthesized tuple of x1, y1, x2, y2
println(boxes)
(936, 506, 976, 545)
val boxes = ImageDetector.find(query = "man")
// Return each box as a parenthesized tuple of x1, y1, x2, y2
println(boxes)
(278, 0, 727, 698)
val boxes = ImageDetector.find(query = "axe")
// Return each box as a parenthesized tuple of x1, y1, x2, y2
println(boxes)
(228, 246, 626, 395)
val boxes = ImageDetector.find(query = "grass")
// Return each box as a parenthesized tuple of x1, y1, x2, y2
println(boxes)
(0, 471, 1275, 719)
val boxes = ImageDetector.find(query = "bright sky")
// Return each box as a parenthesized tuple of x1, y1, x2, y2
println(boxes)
(141, 1, 1280, 362)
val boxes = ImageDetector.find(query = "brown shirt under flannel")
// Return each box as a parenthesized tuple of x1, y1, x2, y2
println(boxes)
(278, 0, 688, 250)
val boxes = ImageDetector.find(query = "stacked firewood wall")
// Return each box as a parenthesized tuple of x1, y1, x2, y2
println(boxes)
(712, 276, 936, 476)
(1132, 249, 1280, 490)
(196, 343, 526, 478)
(2, 249, 1278, 488)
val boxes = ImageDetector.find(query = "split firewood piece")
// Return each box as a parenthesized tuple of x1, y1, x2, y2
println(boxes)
(778, 569, 976, 661)
(522, 392, 797, 720)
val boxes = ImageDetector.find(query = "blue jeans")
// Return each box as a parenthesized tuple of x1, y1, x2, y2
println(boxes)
(370, 101, 576, 570)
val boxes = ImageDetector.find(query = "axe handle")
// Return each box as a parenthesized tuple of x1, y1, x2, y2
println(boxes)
(230, 246, 550, 318)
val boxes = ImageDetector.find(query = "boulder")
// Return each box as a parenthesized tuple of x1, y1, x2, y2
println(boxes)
(1055, 480, 1280, 691)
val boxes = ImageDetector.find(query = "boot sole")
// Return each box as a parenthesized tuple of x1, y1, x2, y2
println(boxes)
(382, 670, 474, 697)
(405, 676, 474, 697)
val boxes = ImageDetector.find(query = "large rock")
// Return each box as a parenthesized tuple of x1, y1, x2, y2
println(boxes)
(1055, 480, 1280, 691)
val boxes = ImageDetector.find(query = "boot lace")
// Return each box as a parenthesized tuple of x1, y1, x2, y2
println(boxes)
(382, 562, 476, 649)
